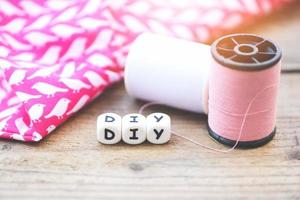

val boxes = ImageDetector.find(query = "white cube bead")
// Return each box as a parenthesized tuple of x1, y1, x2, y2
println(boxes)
(97, 113, 122, 144)
(122, 113, 146, 144)
(146, 113, 171, 144)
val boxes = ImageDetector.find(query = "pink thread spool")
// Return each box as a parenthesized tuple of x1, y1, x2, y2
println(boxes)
(208, 34, 282, 148)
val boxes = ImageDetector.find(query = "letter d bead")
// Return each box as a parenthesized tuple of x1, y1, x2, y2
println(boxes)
(97, 113, 122, 144)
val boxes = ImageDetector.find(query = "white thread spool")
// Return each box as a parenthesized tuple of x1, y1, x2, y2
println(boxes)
(124, 33, 210, 113)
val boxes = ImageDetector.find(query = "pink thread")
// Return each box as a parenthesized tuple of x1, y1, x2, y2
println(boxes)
(139, 78, 278, 153)
(208, 60, 281, 142)
(138, 35, 281, 152)
(138, 102, 240, 153)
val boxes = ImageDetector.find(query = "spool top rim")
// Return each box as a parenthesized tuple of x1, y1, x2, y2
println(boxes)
(211, 33, 282, 71)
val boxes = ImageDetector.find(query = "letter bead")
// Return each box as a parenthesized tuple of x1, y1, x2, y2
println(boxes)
(147, 113, 171, 144)
(122, 114, 146, 144)
(97, 113, 122, 144)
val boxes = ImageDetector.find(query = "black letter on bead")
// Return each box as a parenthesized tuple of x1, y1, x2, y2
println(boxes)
(153, 129, 164, 139)
(130, 116, 138, 123)
(105, 116, 115, 122)
(104, 129, 115, 140)
(129, 128, 139, 140)
(154, 115, 163, 122)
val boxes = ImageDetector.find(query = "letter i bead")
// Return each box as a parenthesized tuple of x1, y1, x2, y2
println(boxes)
(122, 114, 147, 144)
(97, 113, 122, 144)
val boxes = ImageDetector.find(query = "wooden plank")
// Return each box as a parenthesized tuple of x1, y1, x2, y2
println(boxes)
(0, 73, 299, 200)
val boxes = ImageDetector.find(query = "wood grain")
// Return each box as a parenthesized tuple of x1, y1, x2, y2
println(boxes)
(0, 73, 299, 200)
(1, 3, 300, 200)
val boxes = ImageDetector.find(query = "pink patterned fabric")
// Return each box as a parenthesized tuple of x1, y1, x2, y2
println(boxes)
(0, 0, 293, 142)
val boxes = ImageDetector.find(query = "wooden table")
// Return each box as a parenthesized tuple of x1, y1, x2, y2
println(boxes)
(1, 4, 300, 200)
